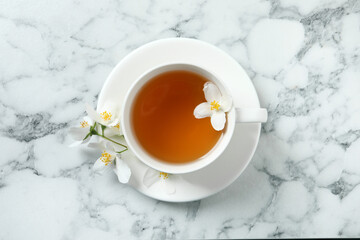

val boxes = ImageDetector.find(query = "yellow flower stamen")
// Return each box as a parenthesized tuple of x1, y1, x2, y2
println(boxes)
(115, 123, 120, 129)
(100, 151, 112, 166)
(210, 100, 220, 111)
(80, 120, 89, 128)
(159, 172, 169, 179)
(100, 111, 112, 121)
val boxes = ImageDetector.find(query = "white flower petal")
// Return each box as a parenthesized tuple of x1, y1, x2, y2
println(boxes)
(204, 82, 221, 103)
(211, 111, 226, 131)
(105, 143, 118, 154)
(143, 168, 160, 188)
(88, 141, 106, 150)
(112, 143, 127, 153)
(194, 102, 212, 119)
(69, 127, 89, 141)
(69, 140, 83, 147)
(83, 116, 94, 126)
(93, 157, 107, 172)
(90, 139, 117, 152)
(165, 182, 176, 195)
(220, 95, 232, 112)
(109, 152, 117, 161)
(109, 119, 122, 133)
(100, 101, 121, 126)
(108, 120, 119, 127)
(85, 103, 102, 123)
(104, 126, 122, 137)
(114, 157, 131, 183)
(117, 124, 123, 135)
(82, 136, 91, 145)
(100, 101, 118, 113)
(93, 137, 124, 152)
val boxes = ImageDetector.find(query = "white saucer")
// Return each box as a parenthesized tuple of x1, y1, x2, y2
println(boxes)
(98, 38, 262, 202)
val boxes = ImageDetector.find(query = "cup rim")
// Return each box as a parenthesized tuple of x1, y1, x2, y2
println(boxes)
(121, 62, 236, 174)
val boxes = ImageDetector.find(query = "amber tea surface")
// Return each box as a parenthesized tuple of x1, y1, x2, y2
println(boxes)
(131, 70, 222, 164)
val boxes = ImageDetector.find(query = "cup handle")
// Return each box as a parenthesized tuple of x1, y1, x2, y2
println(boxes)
(235, 108, 268, 123)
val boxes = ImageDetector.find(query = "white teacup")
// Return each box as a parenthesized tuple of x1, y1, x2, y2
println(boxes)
(121, 63, 267, 174)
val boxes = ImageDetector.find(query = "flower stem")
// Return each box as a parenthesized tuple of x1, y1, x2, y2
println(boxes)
(88, 122, 127, 149)
(100, 135, 128, 149)
(117, 149, 128, 154)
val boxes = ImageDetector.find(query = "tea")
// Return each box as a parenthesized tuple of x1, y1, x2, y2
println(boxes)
(131, 70, 222, 164)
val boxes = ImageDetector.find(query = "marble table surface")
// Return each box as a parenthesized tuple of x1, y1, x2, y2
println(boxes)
(1, 0, 360, 239)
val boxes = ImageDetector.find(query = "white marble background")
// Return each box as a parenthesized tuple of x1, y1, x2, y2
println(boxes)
(0, 0, 359, 239)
